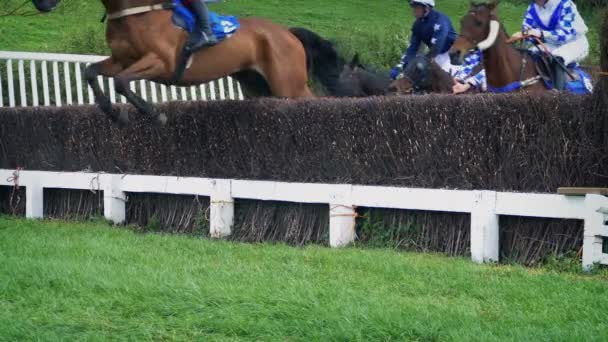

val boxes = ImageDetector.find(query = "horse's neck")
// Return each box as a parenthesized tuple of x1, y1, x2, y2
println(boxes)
(430, 64, 453, 93)
(483, 30, 535, 88)
(102, 0, 167, 13)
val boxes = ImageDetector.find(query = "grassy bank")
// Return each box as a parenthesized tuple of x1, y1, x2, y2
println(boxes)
(0, 0, 601, 67)
(1, 216, 607, 340)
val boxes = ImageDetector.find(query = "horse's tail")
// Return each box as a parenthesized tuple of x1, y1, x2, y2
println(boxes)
(289, 27, 345, 96)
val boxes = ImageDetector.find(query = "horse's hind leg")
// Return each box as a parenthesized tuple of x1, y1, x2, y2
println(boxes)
(263, 54, 314, 98)
(85, 58, 128, 125)
(113, 54, 168, 126)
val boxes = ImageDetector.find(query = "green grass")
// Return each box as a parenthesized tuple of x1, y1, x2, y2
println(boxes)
(1, 216, 608, 340)
(0, 0, 601, 67)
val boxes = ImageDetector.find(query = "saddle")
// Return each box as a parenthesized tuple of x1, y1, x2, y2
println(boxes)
(526, 49, 593, 94)
(172, 0, 239, 43)
(171, 0, 240, 81)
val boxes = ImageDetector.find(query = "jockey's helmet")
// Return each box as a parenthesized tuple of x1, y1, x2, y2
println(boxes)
(409, 0, 435, 7)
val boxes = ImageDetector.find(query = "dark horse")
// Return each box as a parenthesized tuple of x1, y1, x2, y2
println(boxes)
(338, 54, 454, 95)
(31, 0, 345, 126)
(337, 54, 392, 96)
(390, 56, 454, 94)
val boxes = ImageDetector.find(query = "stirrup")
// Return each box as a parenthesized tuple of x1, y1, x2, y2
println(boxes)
(185, 32, 217, 53)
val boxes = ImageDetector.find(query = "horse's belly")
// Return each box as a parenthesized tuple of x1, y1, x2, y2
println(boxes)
(107, 40, 140, 66)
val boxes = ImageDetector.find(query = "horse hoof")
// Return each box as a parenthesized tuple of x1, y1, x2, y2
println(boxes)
(97, 97, 113, 114)
(155, 113, 168, 127)
(111, 109, 129, 128)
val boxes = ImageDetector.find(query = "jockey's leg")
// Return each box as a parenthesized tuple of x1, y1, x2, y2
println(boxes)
(433, 52, 454, 74)
(551, 37, 589, 66)
(185, 0, 218, 52)
(549, 37, 589, 91)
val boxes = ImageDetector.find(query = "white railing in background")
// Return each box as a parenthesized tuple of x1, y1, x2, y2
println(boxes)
(0, 51, 244, 108)
(1, 169, 607, 271)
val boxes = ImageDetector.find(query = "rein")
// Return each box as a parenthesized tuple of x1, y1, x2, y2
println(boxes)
(486, 50, 541, 93)
(507, 34, 550, 55)
(106, 1, 174, 20)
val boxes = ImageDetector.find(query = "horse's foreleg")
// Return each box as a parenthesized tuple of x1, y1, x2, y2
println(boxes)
(84, 58, 127, 125)
(113, 54, 167, 126)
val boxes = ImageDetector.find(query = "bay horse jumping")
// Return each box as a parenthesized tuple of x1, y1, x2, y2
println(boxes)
(31, 0, 344, 126)
(448, 1, 546, 93)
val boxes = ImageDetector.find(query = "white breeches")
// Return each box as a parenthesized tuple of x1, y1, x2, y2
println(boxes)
(550, 36, 589, 65)
(533, 36, 590, 65)
(433, 52, 455, 74)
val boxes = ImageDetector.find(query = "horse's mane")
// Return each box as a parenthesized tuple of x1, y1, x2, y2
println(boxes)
(341, 62, 391, 97)
(356, 63, 391, 85)
(289, 27, 346, 96)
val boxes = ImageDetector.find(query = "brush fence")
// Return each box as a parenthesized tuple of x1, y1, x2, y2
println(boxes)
(0, 50, 244, 108)
(1, 169, 606, 270)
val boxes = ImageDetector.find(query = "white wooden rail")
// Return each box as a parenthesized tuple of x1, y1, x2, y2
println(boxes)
(0, 51, 244, 108)
(1, 169, 606, 270)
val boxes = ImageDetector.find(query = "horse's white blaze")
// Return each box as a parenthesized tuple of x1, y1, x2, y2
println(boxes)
(477, 20, 500, 51)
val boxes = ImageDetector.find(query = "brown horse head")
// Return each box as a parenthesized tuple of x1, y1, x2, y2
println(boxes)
(388, 77, 414, 95)
(449, 0, 501, 65)
(450, 0, 546, 93)
(388, 57, 432, 95)
(31, 0, 60, 12)
(389, 56, 453, 95)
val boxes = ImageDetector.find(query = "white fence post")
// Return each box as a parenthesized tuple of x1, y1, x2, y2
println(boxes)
(30, 61, 39, 107)
(74, 62, 84, 105)
(228, 77, 235, 100)
(582, 194, 608, 271)
(103, 175, 126, 224)
(18, 60, 26, 107)
(25, 182, 44, 219)
(329, 185, 356, 247)
(210, 179, 234, 238)
(7, 59, 15, 107)
(52, 61, 61, 106)
(471, 191, 499, 263)
(42, 61, 50, 106)
(64, 61, 72, 105)
(0, 68, 3, 107)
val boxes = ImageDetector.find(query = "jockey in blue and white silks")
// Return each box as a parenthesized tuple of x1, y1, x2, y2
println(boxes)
(390, 0, 457, 80)
(453, 49, 487, 94)
(183, 0, 218, 51)
(511, 0, 589, 90)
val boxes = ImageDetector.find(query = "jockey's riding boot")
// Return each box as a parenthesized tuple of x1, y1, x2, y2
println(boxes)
(552, 57, 567, 91)
(185, 0, 218, 52)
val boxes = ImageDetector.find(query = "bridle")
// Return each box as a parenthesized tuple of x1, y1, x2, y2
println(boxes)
(398, 56, 433, 94)
(458, 11, 542, 92)
(105, 1, 173, 20)
(395, 73, 416, 95)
